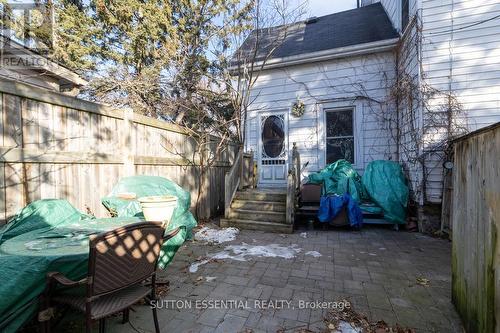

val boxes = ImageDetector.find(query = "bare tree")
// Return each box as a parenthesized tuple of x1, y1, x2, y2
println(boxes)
(160, 0, 307, 219)
(222, 0, 308, 144)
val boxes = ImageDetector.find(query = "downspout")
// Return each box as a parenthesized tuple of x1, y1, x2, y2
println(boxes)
(447, 0, 455, 137)
(416, 8, 425, 207)
(414, 4, 426, 232)
(395, 43, 400, 162)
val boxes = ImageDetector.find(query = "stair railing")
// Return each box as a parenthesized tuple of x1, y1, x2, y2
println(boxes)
(225, 147, 243, 218)
(240, 151, 254, 189)
(286, 143, 301, 225)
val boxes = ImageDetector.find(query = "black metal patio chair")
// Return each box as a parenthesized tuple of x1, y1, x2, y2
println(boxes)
(40, 222, 179, 333)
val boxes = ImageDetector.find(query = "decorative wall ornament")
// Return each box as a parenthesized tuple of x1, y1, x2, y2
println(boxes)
(291, 100, 305, 118)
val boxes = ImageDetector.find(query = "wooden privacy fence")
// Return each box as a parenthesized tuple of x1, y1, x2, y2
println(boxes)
(0, 79, 237, 224)
(450, 122, 500, 333)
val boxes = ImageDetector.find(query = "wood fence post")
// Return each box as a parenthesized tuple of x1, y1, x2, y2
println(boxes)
(122, 108, 134, 176)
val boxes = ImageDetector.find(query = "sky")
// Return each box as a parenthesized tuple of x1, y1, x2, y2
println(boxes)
(307, 0, 358, 17)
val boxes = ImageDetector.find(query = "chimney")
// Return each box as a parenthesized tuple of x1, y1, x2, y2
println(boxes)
(305, 16, 318, 24)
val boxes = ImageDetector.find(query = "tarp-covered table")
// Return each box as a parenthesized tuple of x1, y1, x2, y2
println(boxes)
(0, 215, 143, 332)
(0, 176, 197, 332)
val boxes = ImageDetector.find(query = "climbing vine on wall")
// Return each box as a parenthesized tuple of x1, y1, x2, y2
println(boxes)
(282, 14, 468, 209)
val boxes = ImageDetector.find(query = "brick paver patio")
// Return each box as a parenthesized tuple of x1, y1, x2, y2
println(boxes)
(102, 224, 462, 333)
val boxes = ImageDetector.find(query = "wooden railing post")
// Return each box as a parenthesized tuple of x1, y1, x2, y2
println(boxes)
(293, 142, 300, 191)
(249, 150, 254, 188)
(286, 170, 295, 225)
(238, 144, 244, 190)
(286, 142, 300, 225)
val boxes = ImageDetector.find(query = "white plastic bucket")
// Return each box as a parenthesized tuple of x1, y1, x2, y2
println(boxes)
(137, 195, 178, 227)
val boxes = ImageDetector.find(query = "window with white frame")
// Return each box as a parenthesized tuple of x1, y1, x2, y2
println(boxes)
(325, 108, 354, 164)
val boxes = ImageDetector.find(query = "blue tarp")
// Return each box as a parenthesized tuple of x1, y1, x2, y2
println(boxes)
(318, 194, 363, 228)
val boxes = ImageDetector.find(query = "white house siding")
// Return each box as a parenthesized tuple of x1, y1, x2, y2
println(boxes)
(365, 0, 430, 203)
(245, 51, 398, 181)
(373, 0, 419, 32)
(386, 0, 427, 204)
(422, 0, 500, 130)
(380, 0, 402, 32)
(420, 0, 500, 202)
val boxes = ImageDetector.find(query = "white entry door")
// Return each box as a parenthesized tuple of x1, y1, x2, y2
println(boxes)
(258, 112, 288, 185)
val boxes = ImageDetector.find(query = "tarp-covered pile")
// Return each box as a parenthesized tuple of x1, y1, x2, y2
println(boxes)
(308, 160, 369, 202)
(0, 176, 196, 332)
(362, 160, 409, 224)
(308, 160, 409, 226)
(102, 175, 197, 268)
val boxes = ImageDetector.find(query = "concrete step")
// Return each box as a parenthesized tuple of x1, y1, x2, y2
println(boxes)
(220, 218, 293, 234)
(231, 199, 286, 212)
(228, 208, 286, 223)
(234, 191, 286, 202)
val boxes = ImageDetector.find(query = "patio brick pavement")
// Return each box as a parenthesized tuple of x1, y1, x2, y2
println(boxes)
(100, 224, 464, 333)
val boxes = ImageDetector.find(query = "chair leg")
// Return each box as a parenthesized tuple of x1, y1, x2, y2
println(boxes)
(152, 306, 160, 333)
(40, 283, 53, 333)
(39, 318, 50, 333)
(122, 308, 130, 324)
(151, 273, 160, 333)
(99, 318, 106, 333)
(85, 319, 92, 333)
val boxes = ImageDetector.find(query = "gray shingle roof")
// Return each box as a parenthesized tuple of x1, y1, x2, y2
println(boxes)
(234, 3, 399, 64)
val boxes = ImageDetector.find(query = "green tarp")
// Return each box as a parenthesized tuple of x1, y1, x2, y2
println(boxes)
(308, 160, 369, 202)
(362, 160, 409, 224)
(101, 175, 197, 268)
(0, 176, 196, 332)
(308, 159, 409, 224)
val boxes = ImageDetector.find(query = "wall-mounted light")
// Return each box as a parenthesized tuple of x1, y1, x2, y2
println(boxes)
(443, 161, 454, 170)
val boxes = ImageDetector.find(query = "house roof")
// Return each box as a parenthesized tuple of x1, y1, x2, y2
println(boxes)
(0, 34, 88, 88)
(233, 3, 399, 67)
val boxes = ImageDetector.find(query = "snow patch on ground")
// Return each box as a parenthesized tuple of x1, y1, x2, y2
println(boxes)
(217, 243, 302, 260)
(189, 243, 301, 273)
(194, 227, 239, 244)
(300, 232, 307, 238)
(189, 259, 210, 273)
(305, 250, 322, 257)
(334, 321, 362, 333)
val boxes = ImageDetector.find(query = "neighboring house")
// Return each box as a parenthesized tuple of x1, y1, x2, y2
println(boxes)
(235, 1, 500, 222)
(0, 34, 87, 94)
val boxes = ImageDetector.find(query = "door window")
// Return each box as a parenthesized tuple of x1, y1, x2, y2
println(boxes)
(261, 115, 285, 158)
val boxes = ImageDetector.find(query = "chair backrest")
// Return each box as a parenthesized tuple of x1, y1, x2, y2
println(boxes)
(300, 183, 321, 204)
(88, 221, 164, 296)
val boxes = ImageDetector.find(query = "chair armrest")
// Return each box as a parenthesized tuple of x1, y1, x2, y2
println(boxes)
(163, 227, 180, 241)
(47, 272, 87, 287)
